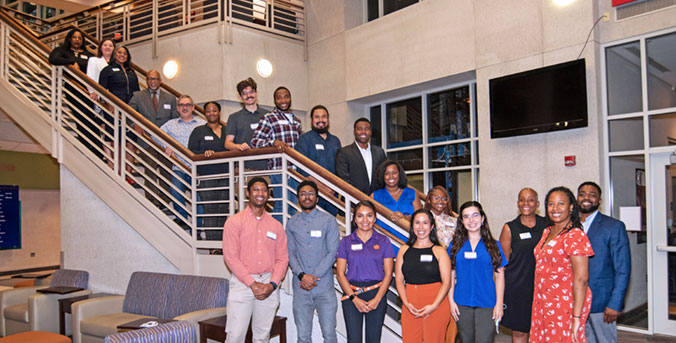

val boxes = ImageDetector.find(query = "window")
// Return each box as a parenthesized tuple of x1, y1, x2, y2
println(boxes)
(367, 0, 419, 22)
(370, 83, 478, 213)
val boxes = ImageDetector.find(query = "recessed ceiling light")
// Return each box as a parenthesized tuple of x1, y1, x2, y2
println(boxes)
(257, 58, 273, 78)
(163, 60, 178, 79)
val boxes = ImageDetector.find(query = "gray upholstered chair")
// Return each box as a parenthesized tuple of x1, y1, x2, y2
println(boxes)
(1, 269, 90, 336)
(103, 321, 196, 343)
(72, 271, 227, 343)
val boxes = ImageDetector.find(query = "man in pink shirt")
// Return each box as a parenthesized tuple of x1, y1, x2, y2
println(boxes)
(223, 177, 289, 343)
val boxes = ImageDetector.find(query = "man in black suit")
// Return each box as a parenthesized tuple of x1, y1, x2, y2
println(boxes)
(129, 69, 179, 206)
(335, 118, 387, 196)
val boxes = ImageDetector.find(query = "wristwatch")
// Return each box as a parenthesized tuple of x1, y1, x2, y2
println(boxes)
(298, 272, 305, 281)
(349, 294, 356, 301)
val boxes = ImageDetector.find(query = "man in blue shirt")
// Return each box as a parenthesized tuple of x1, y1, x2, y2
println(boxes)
(295, 105, 341, 215)
(286, 181, 340, 343)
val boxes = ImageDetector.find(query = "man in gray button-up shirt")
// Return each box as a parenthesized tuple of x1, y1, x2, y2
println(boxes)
(286, 180, 339, 343)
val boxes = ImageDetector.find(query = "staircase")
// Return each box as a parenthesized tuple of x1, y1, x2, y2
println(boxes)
(0, 7, 409, 339)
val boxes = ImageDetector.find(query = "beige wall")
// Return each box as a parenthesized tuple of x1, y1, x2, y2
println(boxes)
(0, 189, 60, 272)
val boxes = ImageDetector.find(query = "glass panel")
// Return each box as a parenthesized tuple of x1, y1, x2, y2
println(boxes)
(610, 155, 647, 329)
(609, 117, 644, 152)
(387, 148, 422, 171)
(367, 0, 379, 22)
(649, 112, 676, 147)
(370, 105, 382, 147)
(665, 165, 676, 320)
(606, 42, 643, 115)
(427, 86, 471, 143)
(383, 0, 418, 16)
(646, 32, 676, 110)
(430, 169, 472, 213)
(22, 2, 37, 16)
(428, 143, 471, 168)
(407, 173, 423, 192)
(475, 140, 479, 165)
(386, 97, 422, 149)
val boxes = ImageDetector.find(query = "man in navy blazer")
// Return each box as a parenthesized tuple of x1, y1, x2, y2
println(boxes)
(335, 118, 387, 196)
(577, 181, 631, 343)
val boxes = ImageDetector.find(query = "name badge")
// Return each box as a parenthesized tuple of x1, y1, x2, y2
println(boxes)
(266, 231, 277, 240)
(163, 104, 171, 109)
(547, 240, 557, 247)
(464, 251, 477, 259)
(278, 120, 289, 125)
(250, 123, 258, 130)
(80, 55, 89, 59)
(351, 243, 363, 251)
(204, 136, 214, 141)
(519, 232, 532, 240)
(310, 230, 322, 238)
(315, 144, 325, 150)
(420, 254, 433, 262)
(112, 68, 120, 72)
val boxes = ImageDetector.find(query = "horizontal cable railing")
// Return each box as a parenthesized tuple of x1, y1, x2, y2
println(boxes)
(7, 0, 305, 47)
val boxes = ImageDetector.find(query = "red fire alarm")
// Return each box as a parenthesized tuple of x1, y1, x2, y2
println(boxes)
(565, 155, 576, 167)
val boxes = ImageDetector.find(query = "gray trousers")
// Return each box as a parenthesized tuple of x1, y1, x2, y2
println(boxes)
(457, 305, 495, 343)
(585, 312, 617, 343)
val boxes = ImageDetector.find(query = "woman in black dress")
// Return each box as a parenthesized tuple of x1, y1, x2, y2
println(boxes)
(498, 187, 546, 343)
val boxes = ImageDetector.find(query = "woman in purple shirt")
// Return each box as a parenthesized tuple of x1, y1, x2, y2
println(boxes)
(336, 200, 395, 343)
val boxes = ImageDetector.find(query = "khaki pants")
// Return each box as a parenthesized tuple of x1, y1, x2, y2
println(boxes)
(225, 273, 279, 343)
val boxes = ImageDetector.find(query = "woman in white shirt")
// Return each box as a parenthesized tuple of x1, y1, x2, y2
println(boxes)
(87, 38, 115, 100)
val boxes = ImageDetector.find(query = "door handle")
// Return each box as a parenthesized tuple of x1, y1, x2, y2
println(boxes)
(656, 245, 676, 252)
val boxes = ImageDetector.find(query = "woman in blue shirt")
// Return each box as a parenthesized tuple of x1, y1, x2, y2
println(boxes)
(448, 201, 507, 343)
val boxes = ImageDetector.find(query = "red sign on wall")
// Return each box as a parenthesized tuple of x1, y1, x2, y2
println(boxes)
(612, 0, 638, 6)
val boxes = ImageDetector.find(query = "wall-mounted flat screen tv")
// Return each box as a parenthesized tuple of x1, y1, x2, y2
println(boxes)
(489, 59, 588, 138)
(0, 185, 21, 250)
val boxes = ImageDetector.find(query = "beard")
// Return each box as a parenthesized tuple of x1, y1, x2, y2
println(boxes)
(312, 125, 329, 135)
(300, 202, 317, 211)
(579, 203, 600, 214)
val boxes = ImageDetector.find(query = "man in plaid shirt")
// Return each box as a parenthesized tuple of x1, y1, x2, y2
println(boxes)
(251, 87, 302, 219)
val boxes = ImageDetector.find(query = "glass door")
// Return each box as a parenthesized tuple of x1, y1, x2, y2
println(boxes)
(650, 151, 676, 335)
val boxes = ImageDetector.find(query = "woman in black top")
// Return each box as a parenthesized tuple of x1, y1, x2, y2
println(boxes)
(98, 46, 139, 104)
(48, 29, 103, 160)
(48, 28, 92, 72)
(188, 101, 227, 231)
(498, 188, 546, 343)
(98, 46, 140, 183)
(395, 209, 451, 343)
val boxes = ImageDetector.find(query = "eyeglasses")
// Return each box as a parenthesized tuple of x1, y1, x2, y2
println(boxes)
(241, 89, 256, 96)
(299, 191, 316, 198)
(177, 103, 193, 108)
(431, 196, 449, 202)
(462, 212, 481, 220)
(147, 77, 161, 81)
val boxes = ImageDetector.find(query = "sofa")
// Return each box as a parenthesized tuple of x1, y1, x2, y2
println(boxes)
(103, 321, 195, 343)
(1, 269, 90, 336)
(72, 272, 228, 343)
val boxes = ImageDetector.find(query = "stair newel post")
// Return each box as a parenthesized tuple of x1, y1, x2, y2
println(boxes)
(152, 0, 158, 59)
(55, 66, 64, 164)
(50, 65, 57, 159)
(238, 156, 245, 212)
(191, 162, 197, 240)
(124, 5, 130, 43)
(113, 107, 120, 176)
(281, 155, 287, 227)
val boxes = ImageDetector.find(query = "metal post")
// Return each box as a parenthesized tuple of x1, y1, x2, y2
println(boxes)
(56, 67, 64, 164)
(0, 23, 5, 80)
(152, 0, 158, 59)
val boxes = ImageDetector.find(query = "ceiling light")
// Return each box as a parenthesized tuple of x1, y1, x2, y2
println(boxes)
(163, 60, 178, 79)
(553, 0, 575, 6)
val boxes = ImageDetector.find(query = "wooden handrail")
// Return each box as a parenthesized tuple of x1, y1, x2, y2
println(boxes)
(0, 9, 195, 160)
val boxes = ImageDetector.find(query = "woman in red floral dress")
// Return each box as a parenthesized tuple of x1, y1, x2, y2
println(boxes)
(530, 187, 594, 343)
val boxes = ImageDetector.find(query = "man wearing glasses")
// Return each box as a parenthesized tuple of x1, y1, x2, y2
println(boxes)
(159, 95, 205, 229)
(225, 77, 267, 170)
(129, 70, 178, 206)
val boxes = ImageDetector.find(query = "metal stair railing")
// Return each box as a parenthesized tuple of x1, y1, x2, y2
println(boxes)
(1, 8, 403, 337)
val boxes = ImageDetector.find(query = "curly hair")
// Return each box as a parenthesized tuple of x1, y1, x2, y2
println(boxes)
(544, 186, 582, 234)
(450, 201, 502, 271)
(424, 186, 454, 216)
(407, 209, 441, 247)
(373, 160, 407, 190)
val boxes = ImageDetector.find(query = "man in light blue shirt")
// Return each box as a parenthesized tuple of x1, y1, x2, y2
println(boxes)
(286, 180, 340, 343)
(159, 94, 205, 227)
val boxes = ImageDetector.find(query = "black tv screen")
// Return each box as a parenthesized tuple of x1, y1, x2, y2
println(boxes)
(0, 185, 21, 250)
(489, 59, 588, 138)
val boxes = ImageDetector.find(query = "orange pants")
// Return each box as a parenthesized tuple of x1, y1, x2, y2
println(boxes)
(402, 283, 451, 343)
(445, 314, 457, 343)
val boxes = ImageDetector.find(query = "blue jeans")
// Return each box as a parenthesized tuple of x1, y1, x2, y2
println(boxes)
(292, 283, 337, 343)
(270, 174, 298, 222)
(341, 280, 387, 343)
(171, 170, 204, 226)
